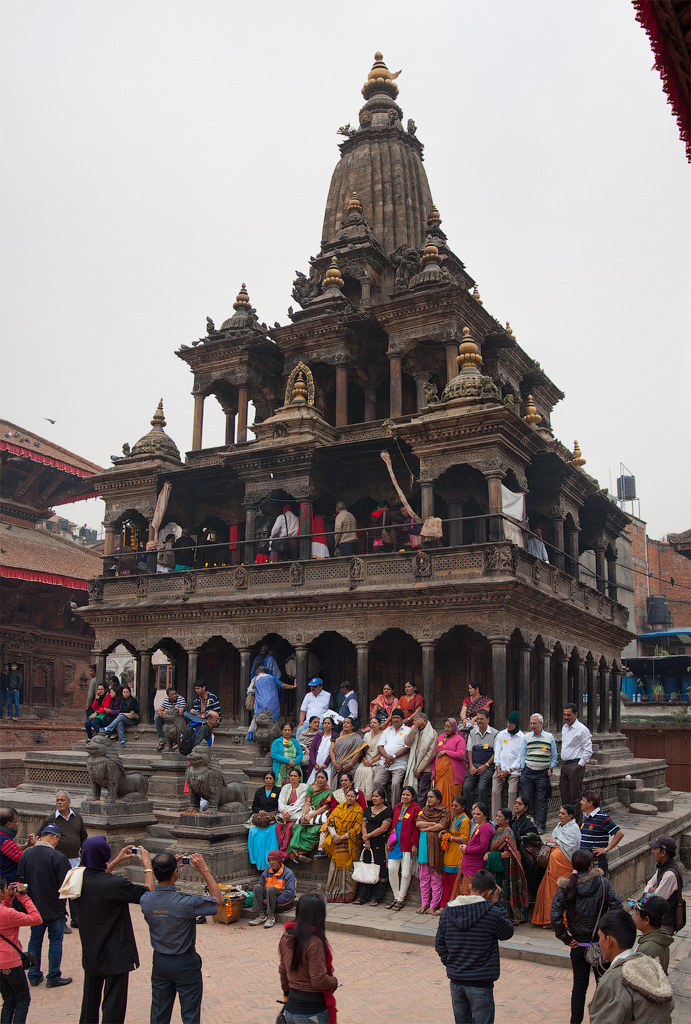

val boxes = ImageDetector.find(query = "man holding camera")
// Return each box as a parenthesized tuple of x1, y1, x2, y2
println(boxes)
(17, 823, 71, 989)
(0, 875, 43, 1022)
(140, 852, 222, 1024)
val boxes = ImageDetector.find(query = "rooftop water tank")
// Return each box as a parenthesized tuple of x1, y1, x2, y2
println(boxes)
(617, 475, 636, 501)
(647, 595, 671, 628)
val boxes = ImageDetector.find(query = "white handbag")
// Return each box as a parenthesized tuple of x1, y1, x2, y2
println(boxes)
(59, 866, 86, 899)
(351, 848, 380, 886)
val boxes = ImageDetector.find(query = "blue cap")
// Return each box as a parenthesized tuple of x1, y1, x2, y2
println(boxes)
(308, 678, 323, 687)
(40, 823, 61, 836)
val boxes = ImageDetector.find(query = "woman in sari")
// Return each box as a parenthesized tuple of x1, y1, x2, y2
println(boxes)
(512, 793, 543, 906)
(353, 787, 392, 906)
(459, 680, 493, 733)
(441, 795, 471, 907)
(314, 771, 366, 861)
(253, 667, 296, 721)
(287, 770, 334, 863)
(276, 767, 307, 858)
(322, 788, 364, 903)
(307, 715, 336, 785)
(330, 718, 368, 777)
(311, 513, 330, 559)
(271, 722, 300, 786)
(399, 681, 423, 725)
(298, 715, 321, 768)
(416, 789, 451, 915)
(369, 683, 397, 728)
(247, 770, 281, 871)
(484, 807, 529, 922)
(450, 801, 495, 899)
(532, 803, 581, 925)
(352, 718, 383, 801)
(432, 718, 466, 810)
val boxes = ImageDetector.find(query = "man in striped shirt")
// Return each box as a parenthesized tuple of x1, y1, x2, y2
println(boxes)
(155, 687, 186, 750)
(580, 790, 623, 875)
(514, 713, 557, 833)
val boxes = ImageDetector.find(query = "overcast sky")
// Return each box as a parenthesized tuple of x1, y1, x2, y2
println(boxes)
(1, 0, 688, 539)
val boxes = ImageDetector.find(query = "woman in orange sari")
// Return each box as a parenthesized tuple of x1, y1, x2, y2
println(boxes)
(399, 681, 424, 726)
(369, 682, 398, 728)
(431, 718, 466, 810)
(532, 804, 581, 925)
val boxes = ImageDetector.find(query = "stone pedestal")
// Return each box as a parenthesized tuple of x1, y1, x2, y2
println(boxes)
(79, 798, 158, 856)
(168, 811, 253, 887)
(146, 753, 189, 810)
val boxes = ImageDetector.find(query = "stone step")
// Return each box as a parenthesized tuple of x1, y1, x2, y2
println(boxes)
(655, 796, 675, 813)
(629, 802, 659, 815)
(635, 788, 659, 803)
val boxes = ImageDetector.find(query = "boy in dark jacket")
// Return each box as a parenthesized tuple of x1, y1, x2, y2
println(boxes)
(435, 868, 514, 1023)
(632, 894, 674, 973)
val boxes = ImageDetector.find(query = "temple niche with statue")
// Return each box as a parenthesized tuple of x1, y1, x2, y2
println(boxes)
(80, 52, 635, 740)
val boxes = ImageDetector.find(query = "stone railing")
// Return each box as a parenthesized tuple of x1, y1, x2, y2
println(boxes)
(88, 542, 629, 629)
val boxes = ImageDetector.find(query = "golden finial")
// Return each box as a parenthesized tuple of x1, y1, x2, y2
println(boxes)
(420, 236, 441, 268)
(347, 191, 363, 215)
(472, 283, 483, 305)
(322, 256, 344, 292)
(291, 370, 307, 404)
(361, 51, 400, 100)
(505, 322, 515, 339)
(427, 205, 441, 229)
(233, 283, 251, 311)
(523, 395, 542, 426)
(151, 399, 166, 429)
(572, 440, 586, 467)
(456, 326, 483, 373)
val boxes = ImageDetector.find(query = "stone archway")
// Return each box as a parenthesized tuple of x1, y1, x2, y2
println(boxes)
(369, 628, 421, 705)
(198, 636, 241, 721)
(309, 632, 357, 698)
(435, 625, 491, 724)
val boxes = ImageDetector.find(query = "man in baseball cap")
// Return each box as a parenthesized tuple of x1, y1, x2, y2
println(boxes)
(640, 834, 683, 935)
(17, 822, 72, 987)
(631, 894, 673, 973)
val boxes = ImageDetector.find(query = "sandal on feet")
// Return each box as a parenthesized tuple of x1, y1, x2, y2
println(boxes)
(353, 899, 366, 905)
(385, 901, 397, 910)
(156, 742, 165, 752)
(393, 901, 405, 911)
(416, 906, 429, 915)
(369, 900, 380, 907)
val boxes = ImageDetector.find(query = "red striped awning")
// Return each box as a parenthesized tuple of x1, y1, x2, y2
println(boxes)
(0, 440, 95, 478)
(0, 566, 90, 590)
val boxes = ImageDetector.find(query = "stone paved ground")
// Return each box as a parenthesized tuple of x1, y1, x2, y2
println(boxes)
(27, 912, 578, 1024)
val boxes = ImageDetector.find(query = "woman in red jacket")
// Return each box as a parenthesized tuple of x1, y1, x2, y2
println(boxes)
(386, 785, 421, 910)
(0, 876, 43, 1023)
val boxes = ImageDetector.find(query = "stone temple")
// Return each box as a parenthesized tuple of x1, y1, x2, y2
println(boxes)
(2, 51, 688, 896)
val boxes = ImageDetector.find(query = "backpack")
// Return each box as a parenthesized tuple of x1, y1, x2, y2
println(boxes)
(178, 721, 201, 756)
(669, 866, 686, 933)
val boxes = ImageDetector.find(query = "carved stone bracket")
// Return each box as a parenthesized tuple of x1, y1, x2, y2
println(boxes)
(349, 556, 365, 582)
(89, 579, 104, 603)
(290, 562, 304, 586)
(183, 573, 196, 596)
(532, 560, 541, 586)
(137, 577, 148, 598)
(234, 566, 248, 589)
(414, 550, 432, 577)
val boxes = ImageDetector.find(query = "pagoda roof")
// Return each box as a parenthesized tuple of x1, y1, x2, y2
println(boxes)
(0, 520, 102, 590)
(0, 420, 102, 478)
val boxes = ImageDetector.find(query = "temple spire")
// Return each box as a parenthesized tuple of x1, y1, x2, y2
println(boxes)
(361, 52, 400, 100)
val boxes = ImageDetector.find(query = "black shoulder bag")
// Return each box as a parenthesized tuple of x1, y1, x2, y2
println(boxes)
(584, 880, 607, 969)
(0, 933, 37, 970)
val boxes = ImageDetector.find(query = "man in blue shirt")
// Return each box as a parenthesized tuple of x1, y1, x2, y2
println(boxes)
(140, 852, 222, 1024)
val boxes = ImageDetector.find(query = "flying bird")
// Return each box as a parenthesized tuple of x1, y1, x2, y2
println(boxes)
(43, 418, 56, 425)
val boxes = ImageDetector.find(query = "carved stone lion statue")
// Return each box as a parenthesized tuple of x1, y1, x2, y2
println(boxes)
(254, 709, 281, 757)
(85, 734, 149, 803)
(184, 745, 246, 814)
(161, 708, 181, 752)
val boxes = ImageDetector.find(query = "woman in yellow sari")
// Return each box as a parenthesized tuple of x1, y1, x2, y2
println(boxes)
(322, 788, 364, 903)
(432, 718, 467, 810)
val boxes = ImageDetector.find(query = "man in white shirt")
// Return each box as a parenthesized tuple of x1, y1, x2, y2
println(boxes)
(296, 679, 331, 739)
(373, 708, 411, 807)
(525, 524, 549, 562)
(491, 712, 523, 820)
(270, 505, 299, 561)
(560, 703, 592, 824)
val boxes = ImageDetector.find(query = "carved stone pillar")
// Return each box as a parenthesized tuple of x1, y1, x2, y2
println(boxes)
(486, 473, 504, 543)
(186, 650, 199, 709)
(335, 365, 349, 427)
(137, 651, 152, 723)
(239, 648, 252, 726)
(594, 545, 606, 596)
(598, 665, 610, 733)
(244, 506, 256, 565)
(421, 642, 436, 723)
(94, 653, 106, 689)
(389, 353, 402, 418)
(446, 342, 457, 384)
(356, 644, 370, 726)
(224, 407, 236, 446)
(295, 645, 309, 710)
(556, 655, 568, 720)
(103, 525, 116, 558)
(607, 551, 618, 602)
(586, 662, 597, 734)
(415, 375, 428, 412)
(539, 647, 553, 731)
(550, 511, 565, 572)
(488, 636, 508, 726)
(364, 387, 376, 422)
(611, 667, 621, 733)
(447, 502, 463, 547)
(237, 385, 250, 444)
(421, 481, 435, 522)
(517, 646, 531, 728)
(299, 502, 313, 561)
(192, 394, 204, 451)
(566, 527, 580, 580)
